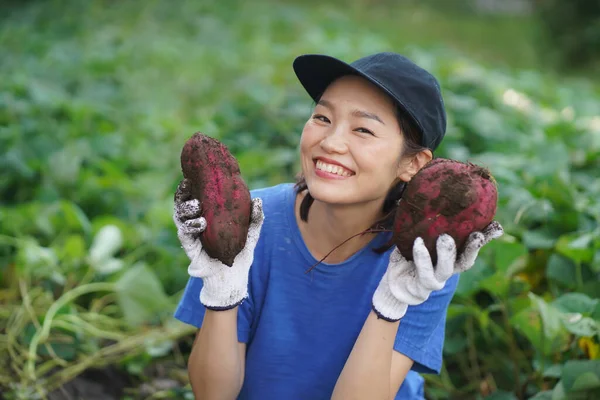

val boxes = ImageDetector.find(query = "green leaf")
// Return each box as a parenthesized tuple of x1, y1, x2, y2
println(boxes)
(511, 307, 545, 354)
(524, 141, 570, 179)
(522, 229, 557, 249)
(546, 253, 579, 289)
(582, 280, 600, 300)
(455, 258, 493, 297)
(88, 224, 123, 273)
(114, 263, 172, 327)
(491, 240, 528, 274)
(508, 295, 532, 315)
(561, 360, 600, 392)
(560, 315, 599, 337)
(59, 234, 86, 262)
(511, 294, 571, 356)
(144, 338, 175, 358)
(93, 258, 125, 275)
(552, 293, 599, 315)
(38, 337, 78, 361)
(478, 309, 491, 330)
(551, 381, 567, 400)
(47, 140, 91, 186)
(543, 364, 563, 378)
(571, 373, 600, 391)
(38, 340, 78, 361)
(17, 238, 61, 281)
(591, 249, 600, 273)
(479, 270, 511, 297)
(592, 302, 600, 321)
(529, 293, 569, 343)
(21, 318, 79, 361)
(484, 390, 518, 400)
(19, 239, 58, 268)
(442, 334, 468, 355)
(446, 304, 477, 319)
(55, 200, 92, 235)
(529, 390, 553, 400)
(556, 233, 595, 264)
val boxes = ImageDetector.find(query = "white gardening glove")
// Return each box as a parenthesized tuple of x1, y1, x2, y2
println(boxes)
(173, 179, 264, 310)
(372, 221, 504, 322)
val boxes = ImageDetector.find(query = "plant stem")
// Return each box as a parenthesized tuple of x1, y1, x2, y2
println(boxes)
(455, 353, 473, 391)
(500, 298, 524, 400)
(43, 324, 196, 393)
(466, 316, 482, 382)
(53, 315, 127, 341)
(439, 361, 457, 392)
(25, 281, 115, 380)
(19, 280, 67, 368)
(575, 260, 584, 289)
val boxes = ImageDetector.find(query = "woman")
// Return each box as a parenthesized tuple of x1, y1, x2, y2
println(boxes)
(173, 52, 503, 400)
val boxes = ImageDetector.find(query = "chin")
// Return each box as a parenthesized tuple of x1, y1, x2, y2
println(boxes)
(304, 178, 358, 206)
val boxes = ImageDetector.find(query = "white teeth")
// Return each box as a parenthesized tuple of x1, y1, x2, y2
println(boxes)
(315, 160, 352, 177)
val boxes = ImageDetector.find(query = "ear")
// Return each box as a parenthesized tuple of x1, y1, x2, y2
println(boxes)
(397, 149, 433, 182)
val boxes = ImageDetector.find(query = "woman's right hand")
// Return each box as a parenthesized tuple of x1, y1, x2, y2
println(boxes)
(173, 179, 264, 310)
(173, 179, 208, 262)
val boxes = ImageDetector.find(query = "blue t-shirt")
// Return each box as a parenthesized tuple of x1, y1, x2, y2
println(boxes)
(174, 183, 459, 400)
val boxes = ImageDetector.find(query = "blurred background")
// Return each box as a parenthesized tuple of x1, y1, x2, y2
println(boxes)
(1, 0, 599, 399)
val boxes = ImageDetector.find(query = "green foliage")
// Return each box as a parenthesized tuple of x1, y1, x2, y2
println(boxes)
(414, 51, 600, 399)
(534, 0, 600, 71)
(1, 0, 599, 399)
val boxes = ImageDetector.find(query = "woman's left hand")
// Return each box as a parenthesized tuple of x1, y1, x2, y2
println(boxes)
(372, 221, 504, 322)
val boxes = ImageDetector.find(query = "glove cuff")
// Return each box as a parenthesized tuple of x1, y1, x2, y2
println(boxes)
(372, 277, 409, 322)
(199, 274, 249, 311)
(203, 297, 246, 311)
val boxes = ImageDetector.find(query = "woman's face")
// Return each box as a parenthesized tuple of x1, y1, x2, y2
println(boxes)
(300, 75, 413, 208)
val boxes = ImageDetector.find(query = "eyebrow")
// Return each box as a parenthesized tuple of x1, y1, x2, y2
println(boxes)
(317, 99, 385, 125)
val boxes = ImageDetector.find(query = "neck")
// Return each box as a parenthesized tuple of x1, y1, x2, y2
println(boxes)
(295, 190, 385, 264)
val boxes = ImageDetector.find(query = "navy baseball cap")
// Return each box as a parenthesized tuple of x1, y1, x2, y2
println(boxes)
(293, 52, 447, 150)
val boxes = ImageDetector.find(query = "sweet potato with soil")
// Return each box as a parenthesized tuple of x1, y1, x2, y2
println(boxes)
(180, 132, 252, 266)
(385, 158, 498, 265)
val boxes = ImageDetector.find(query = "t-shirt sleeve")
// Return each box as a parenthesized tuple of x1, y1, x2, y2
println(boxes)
(173, 276, 254, 343)
(393, 273, 460, 374)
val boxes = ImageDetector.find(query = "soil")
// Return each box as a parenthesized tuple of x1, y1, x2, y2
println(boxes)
(47, 366, 132, 400)
(43, 360, 189, 400)
(430, 169, 478, 217)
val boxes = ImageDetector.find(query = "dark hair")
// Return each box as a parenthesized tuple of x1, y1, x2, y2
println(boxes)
(293, 102, 430, 234)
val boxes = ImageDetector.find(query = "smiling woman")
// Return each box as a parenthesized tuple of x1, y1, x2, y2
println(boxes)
(300, 75, 409, 204)
(294, 74, 430, 264)
(172, 52, 503, 400)
(295, 74, 432, 234)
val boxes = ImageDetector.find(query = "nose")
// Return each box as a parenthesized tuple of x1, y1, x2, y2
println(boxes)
(320, 126, 348, 154)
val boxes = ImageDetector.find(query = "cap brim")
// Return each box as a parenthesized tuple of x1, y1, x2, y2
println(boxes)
(293, 54, 366, 103)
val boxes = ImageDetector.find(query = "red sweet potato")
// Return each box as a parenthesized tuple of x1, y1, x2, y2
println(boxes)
(387, 158, 498, 265)
(180, 132, 252, 266)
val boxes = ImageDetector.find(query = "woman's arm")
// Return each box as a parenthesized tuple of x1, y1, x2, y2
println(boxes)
(188, 308, 246, 400)
(334, 223, 504, 399)
(331, 310, 412, 400)
(173, 184, 264, 399)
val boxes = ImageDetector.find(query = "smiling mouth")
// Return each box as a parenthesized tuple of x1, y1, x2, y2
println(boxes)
(314, 159, 354, 177)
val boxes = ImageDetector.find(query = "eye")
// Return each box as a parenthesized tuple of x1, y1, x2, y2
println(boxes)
(356, 127, 375, 136)
(312, 114, 330, 123)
